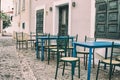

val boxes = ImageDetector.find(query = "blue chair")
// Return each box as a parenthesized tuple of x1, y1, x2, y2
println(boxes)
(35, 33, 47, 59)
(54, 35, 80, 80)
(77, 35, 96, 70)
(96, 42, 120, 80)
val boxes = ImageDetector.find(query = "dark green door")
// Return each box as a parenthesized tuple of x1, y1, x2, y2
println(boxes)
(36, 9, 44, 33)
(58, 5, 69, 36)
(95, 0, 120, 39)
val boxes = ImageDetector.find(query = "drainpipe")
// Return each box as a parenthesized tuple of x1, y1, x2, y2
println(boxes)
(0, 0, 1, 34)
(29, 0, 31, 34)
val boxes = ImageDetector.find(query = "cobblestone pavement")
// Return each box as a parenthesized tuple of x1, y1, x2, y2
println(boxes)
(0, 36, 120, 80)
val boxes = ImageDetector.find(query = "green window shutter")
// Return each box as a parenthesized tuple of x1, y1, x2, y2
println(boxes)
(95, 0, 120, 39)
(36, 9, 44, 33)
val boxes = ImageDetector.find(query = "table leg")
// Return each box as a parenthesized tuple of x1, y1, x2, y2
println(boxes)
(72, 43, 77, 75)
(41, 39, 44, 61)
(104, 48, 108, 69)
(87, 48, 92, 80)
(36, 38, 39, 59)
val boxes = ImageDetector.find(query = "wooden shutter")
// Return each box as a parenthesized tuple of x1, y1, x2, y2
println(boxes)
(36, 9, 44, 33)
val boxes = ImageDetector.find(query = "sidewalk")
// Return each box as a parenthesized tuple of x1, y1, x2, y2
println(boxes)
(0, 36, 120, 80)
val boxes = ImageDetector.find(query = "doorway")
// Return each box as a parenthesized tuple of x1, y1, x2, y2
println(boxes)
(58, 5, 69, 36)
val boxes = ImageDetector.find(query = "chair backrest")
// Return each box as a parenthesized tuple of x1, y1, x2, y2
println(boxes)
(36, 32, 47, 46)
(110, 42, 115, 64)
(13, 31, 16, 39)
(56, 35, 69, 59)
(85, 36, 96, 42)
(16, 32, 23, 41)
(30, 32, 36, 40)
(36, 32, 46, 36)
(16, 32, 29, 41)
(68, 34, 78, 47)
(84, 36, 96, 51)
(75, 34, 78, 42)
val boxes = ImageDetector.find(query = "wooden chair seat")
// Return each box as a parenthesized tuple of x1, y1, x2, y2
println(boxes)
(77, 50, 89, 54)
(77, 36, 96, 70)
(51, 48, 64, 52)
(55, 35, 80, 80)
(61, 57, 79, 62)
(96, 42, 120, 80)
(116, 56, 120, 61)
(102, 59, 120, 64)
(45, 45, 57, 49)
(67, 46, 73, 49)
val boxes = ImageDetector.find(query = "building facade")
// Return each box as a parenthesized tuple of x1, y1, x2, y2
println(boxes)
(13, 0, 95, 41)
(31, 0, 95, 41)
(0, 0, 14, 35)
(13, 0, 31, 33)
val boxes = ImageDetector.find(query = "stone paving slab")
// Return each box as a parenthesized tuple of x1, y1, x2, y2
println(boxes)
(0, 36, 120, 80)
(0, 46, 24, 80)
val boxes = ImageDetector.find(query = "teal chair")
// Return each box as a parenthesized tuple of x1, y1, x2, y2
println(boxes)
(96, 42, 120, 80)
(67, 34, 78, 57)
(16, 32, 28, 49)
(77, 35, 96, 70)
(45, 34, 58, 64)
(28, 32, 36, 49)
(54, 35, 80, 80)
(35, 33, 47, 59)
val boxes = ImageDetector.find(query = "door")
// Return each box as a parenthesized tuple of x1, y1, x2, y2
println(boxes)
(36, 9, 44, 33)
(95, 0, 120, 39)
(58, 5, 69, 36)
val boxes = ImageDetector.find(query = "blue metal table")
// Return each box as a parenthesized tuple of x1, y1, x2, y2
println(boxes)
(72, 41, 120, 80)
(36, 35, 74, 61)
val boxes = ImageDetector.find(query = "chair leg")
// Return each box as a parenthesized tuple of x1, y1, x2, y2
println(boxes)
(16, 42, 18, 49)
(93, 52, 95, 68)
(19, 42, 20, 50)
(26, 42, 28, 49)
(84, 54, 85, 66)
(112, 65, 116, 75)
(109, 65, 113, 80)
(78, 59, 80, 78)
(62, 62, 66, 76)
(85, 54, 88, 70)
(96, 60, 100, 80)
(71, 62, 74, 80)
(55, 62, 59, 79)
(22, 42, 23, 49)
(48, 49, 50, 65)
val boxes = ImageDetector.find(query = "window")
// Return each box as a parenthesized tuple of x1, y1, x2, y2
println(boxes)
(36, 9, 44, 33)
(11, 16, 13, 21)
(22, 22, 25, 29)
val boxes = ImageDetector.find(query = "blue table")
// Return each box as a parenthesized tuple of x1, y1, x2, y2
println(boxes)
(36, 35, 74, 61)
(72, 41, 120, 80)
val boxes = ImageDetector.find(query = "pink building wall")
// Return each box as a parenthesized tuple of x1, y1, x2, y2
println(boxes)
(30, 0, 95, 41)
(13, 0, 31, 33)
(13, 0, 95, 41)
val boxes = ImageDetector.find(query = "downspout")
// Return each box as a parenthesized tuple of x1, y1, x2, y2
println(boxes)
(0, 0, 1, 33)
(29, 0, 31, 34)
